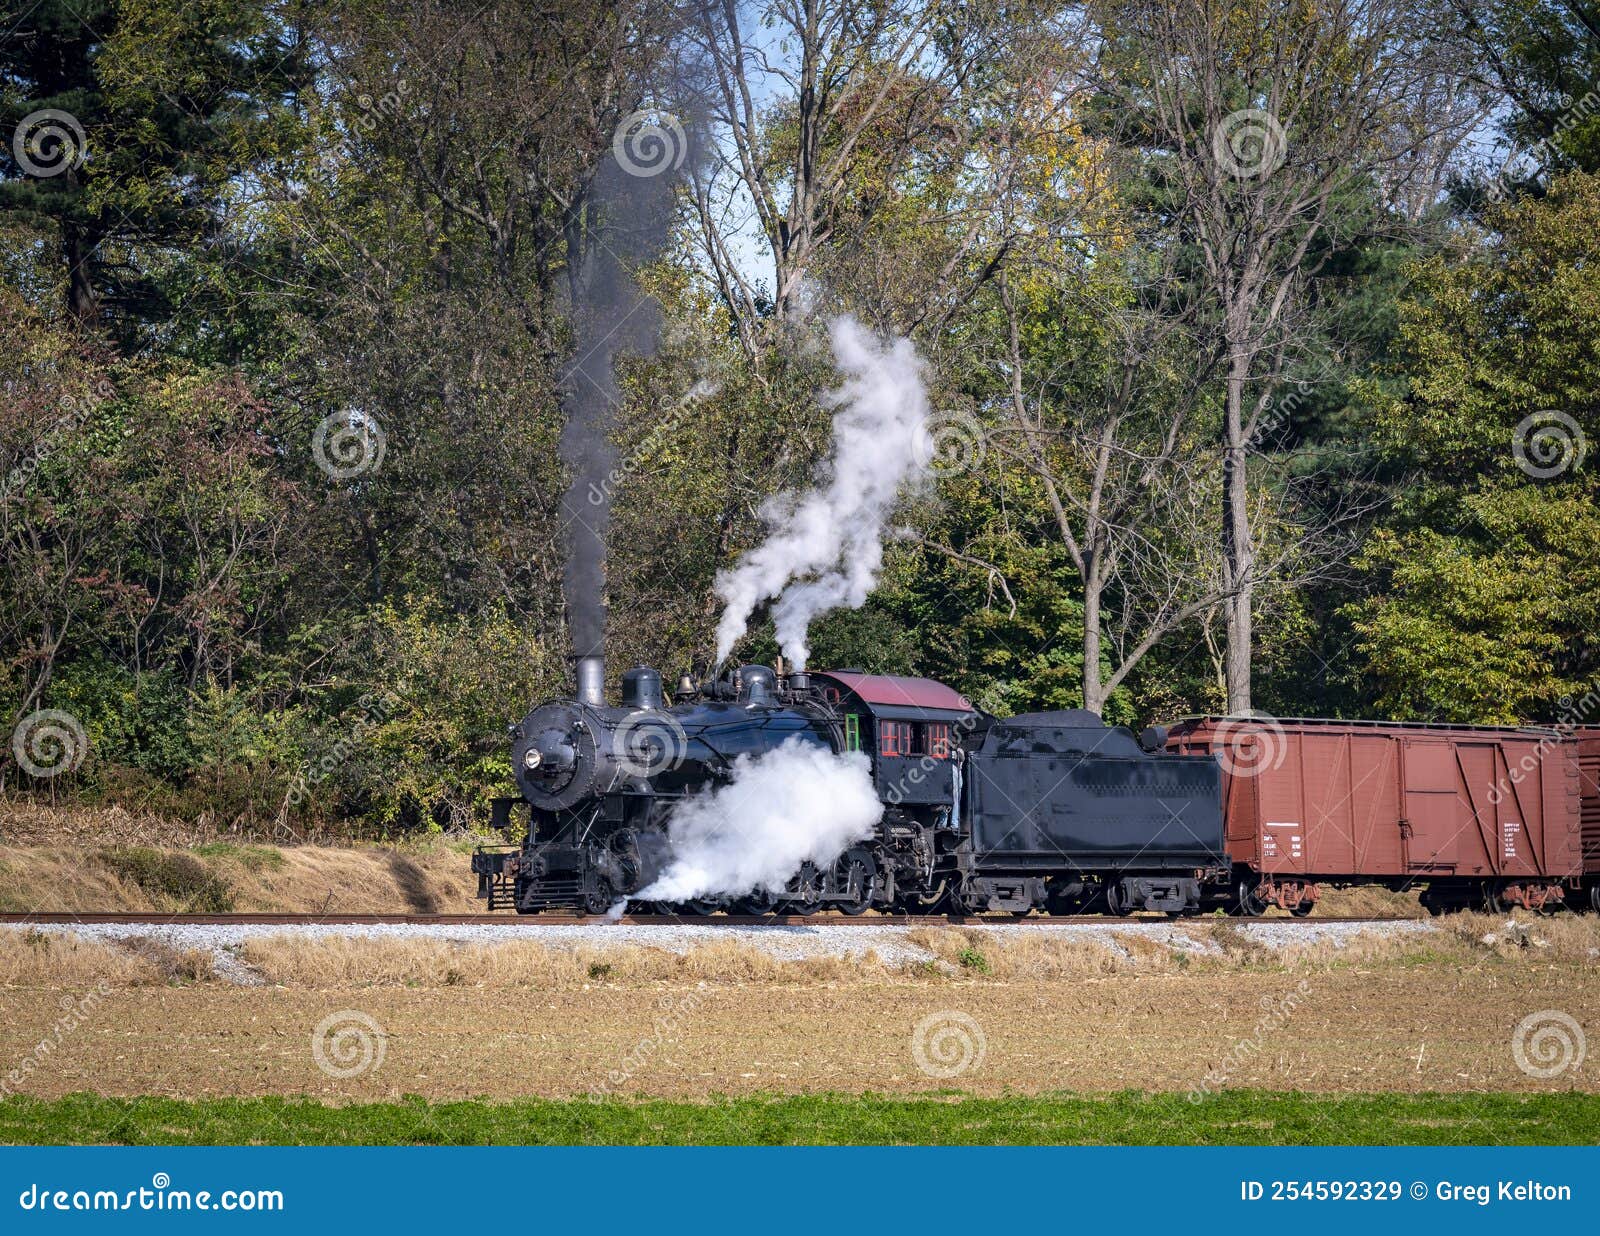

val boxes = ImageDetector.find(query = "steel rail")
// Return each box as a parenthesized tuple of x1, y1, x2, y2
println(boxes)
(0, 911, 1415, 927)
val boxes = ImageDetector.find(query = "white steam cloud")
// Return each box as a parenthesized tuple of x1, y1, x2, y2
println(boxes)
(633, 738, 883, 904)
(713, 317, 932, 669)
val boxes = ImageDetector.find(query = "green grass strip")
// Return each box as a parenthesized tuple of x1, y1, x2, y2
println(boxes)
(2, 1090, 1596, 1146)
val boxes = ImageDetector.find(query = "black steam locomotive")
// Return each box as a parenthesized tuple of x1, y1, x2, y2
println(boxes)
(473, 656, 1225, 916)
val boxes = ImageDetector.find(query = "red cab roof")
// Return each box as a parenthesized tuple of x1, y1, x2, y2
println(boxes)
(816, 671, 973, 713)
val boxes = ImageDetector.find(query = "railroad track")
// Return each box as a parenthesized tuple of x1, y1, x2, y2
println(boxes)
(0, 911, 1409, 927)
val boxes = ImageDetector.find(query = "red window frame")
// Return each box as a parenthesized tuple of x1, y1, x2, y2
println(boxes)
(879, 720, 914, 756)
(926, 723, 951, 759)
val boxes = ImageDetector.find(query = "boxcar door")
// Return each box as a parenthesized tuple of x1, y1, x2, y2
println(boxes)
(1400, 739, 1460, 873)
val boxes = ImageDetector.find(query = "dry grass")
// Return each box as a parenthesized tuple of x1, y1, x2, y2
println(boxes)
(238, 934, 889, 989)
(1315, 885, 1424, 918)
(0, 841, 480, 914)
(0, 931, 166, 986)
(236, 914, 1600, 990)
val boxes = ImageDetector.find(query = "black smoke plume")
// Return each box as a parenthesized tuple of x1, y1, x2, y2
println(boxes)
(559, 98, 698, 660)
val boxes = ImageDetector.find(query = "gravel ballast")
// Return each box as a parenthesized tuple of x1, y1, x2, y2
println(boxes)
(4, 918, 1437, 984)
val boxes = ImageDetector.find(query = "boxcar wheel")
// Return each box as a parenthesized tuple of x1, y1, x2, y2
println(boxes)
(1290, 899, 1314, 918)
(1234, 877, 1267, 917)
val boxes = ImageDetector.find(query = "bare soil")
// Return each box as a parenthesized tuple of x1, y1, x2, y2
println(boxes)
(2, 945, 1595, 1102)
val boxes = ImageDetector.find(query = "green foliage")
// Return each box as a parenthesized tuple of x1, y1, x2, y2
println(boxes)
(956, 946, 991, 974)
(3, 1091, 1597, 1146)
(0, 0, 314, 333)
(97, 846, 234, 912)
(1348, 175, 1600, 721)
(3, 2, 1600, 827)
(1457, 0, 1600, 176)
(190, 842, 285, 871)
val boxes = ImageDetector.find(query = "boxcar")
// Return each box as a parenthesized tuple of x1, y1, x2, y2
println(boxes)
(1165, 718, 1582, 914)
(1572, 728, 1600, 912)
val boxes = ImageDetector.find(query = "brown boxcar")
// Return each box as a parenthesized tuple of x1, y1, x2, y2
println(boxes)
(1573, 728, 1600, 912)
(1165, 718, 1582, 914)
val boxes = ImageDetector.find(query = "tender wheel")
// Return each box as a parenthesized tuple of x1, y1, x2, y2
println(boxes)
(1103, 881, 1134, 917)
(1233, 876, 1267, 917)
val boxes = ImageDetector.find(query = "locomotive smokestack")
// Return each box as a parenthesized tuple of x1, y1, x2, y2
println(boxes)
(575, 655, 605, 707)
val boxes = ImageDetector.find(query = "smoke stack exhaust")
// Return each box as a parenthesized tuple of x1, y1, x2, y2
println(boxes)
(575, 655, 605, 707)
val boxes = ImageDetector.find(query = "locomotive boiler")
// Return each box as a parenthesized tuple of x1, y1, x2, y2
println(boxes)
(473, 655, 1228, 916)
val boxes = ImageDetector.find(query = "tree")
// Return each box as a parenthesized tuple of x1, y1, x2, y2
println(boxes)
(0, 0, 312, 333)
(1452, 0, 1600, 177)
(687, 0, 1071, 359)
(1348, 173, 1600, 721)
(1101, 0, 1477, 711)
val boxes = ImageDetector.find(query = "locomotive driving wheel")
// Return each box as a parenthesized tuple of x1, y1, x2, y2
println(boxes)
(783, 863, 824, 916)
(832, 850, 879, 916)
(736, 889, 782, 915)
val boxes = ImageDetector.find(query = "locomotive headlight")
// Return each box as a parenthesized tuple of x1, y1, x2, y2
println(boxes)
(522, 748, 543, 771)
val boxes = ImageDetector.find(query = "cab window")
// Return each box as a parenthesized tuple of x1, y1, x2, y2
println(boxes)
(879, 720, 914, 756)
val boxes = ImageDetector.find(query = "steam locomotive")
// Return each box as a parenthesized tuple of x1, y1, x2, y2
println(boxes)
(472, 656, 1226, 916)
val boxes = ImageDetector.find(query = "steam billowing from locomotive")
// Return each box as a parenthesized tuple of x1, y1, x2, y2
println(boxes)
(632, 738, 883, 904)
(714, 318, 934, 669)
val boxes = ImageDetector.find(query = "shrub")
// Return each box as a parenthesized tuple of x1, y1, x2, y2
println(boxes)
(98, 847, 235, 912)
